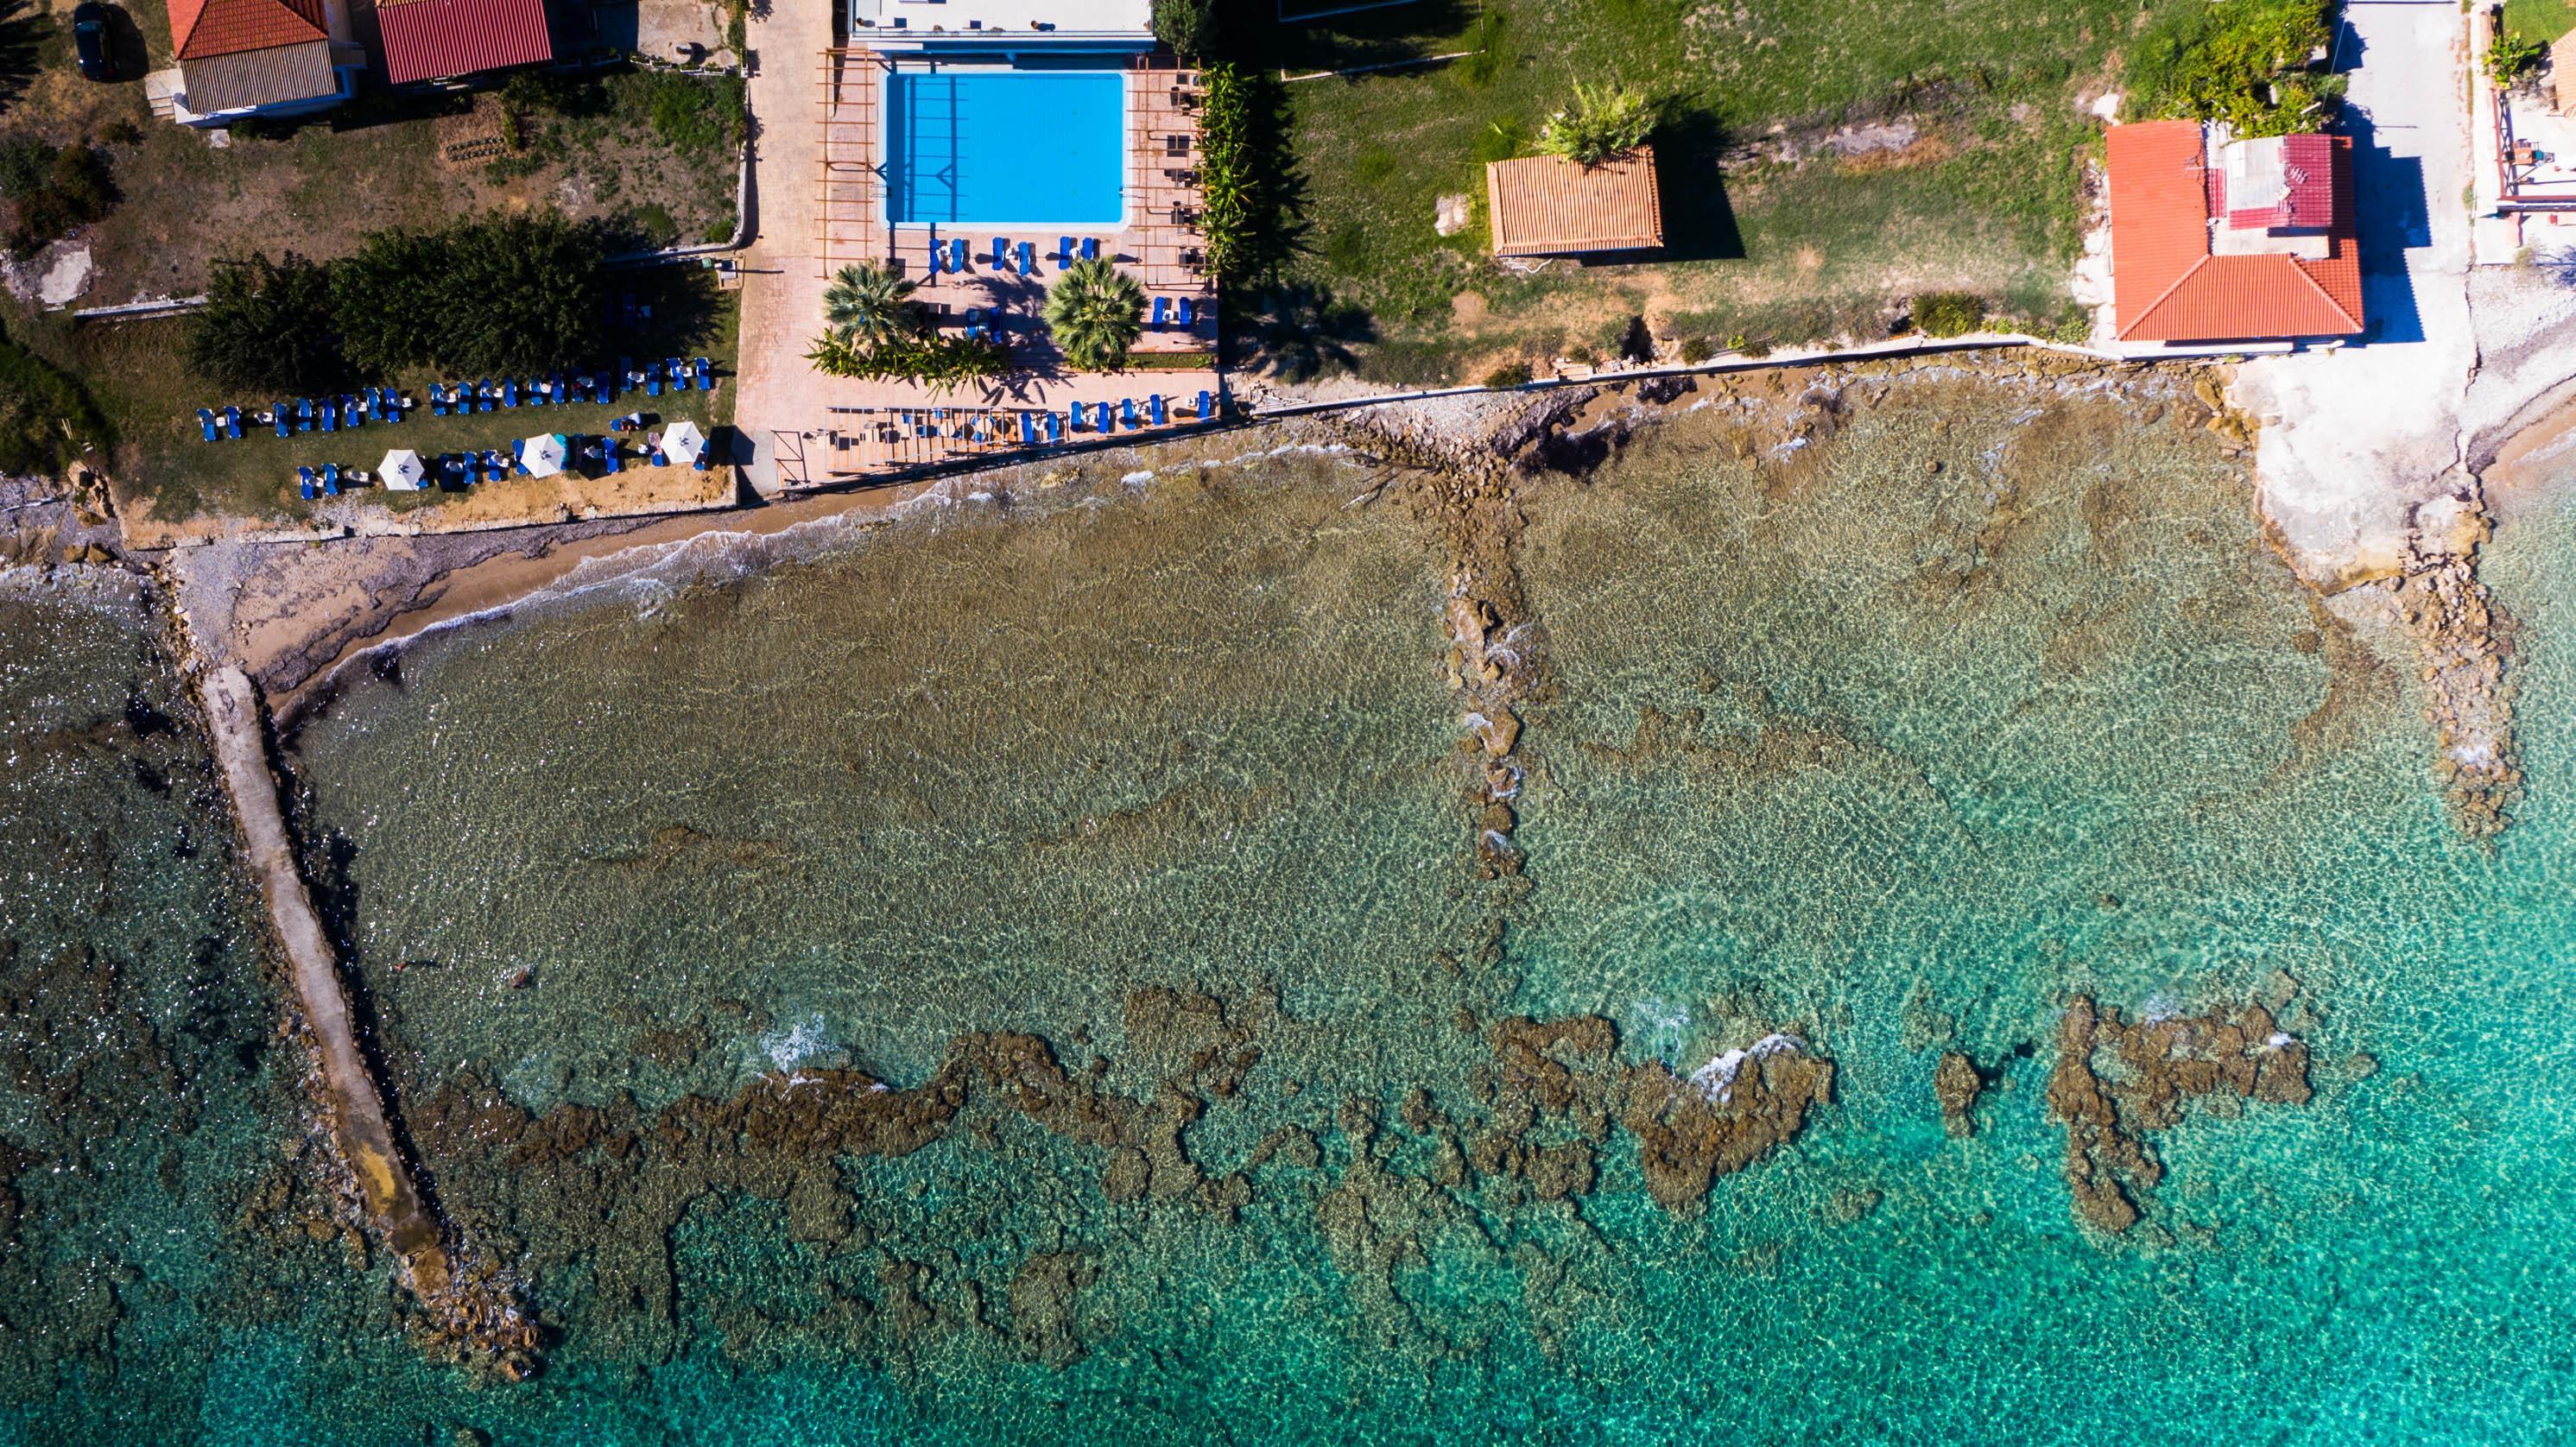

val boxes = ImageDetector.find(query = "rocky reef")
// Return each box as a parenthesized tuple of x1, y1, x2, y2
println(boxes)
(2045, 995, 2312, 1234)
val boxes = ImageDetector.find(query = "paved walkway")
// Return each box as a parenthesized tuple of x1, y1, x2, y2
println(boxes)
(2234, 1, 2478, 586)
(731, 0, 834, 496)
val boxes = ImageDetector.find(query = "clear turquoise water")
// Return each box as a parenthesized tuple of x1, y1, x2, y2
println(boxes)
(887, 71, 1126, 228)
(9, 371, 2576, 1443)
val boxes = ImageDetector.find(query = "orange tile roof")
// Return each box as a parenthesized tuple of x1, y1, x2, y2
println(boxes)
(166, 0, 328, 61)
(2107, 121, 2362, 343)
(1485, 148, 1663, 256)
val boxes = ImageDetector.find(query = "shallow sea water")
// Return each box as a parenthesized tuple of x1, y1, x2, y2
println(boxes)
(9, 372, 2576, 1443)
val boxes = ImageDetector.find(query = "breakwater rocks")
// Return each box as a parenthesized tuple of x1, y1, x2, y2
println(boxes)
(2384, 551, 2522, 838)
(2045, 995, 2312, 1235)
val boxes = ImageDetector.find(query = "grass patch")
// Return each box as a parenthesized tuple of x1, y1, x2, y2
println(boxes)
(1233, 0, 2198, 381)
(2503, 0, 2576, 45)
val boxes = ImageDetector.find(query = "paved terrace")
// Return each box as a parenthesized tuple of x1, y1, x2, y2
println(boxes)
(735, 45, 1217, 491)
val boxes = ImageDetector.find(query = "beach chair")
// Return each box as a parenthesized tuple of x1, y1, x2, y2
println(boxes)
(928, 236, 944, 275)
(1057, 236, 1073, 269)
(502, 378, 518, 408)
(1121, 398, 1139, 430)
(321, 464, 341, 496)
(1016, 242, 1033, 277)
(667, 357, 687, 392)
(692, 442, 711, 472)
(429, 387, 448, 418)
(1046, 410, 1062, 444)
(649, 441, 668, 467)
(693, 357, 712, 390)
(1080, 237, 1098, 262)
(478, 380, 497, 414)
(1020, 412, 1038, 445)
(1177, 296, 1194, 328)
(950, 237, 968, 273)
(510, 439, 529, 477)
(1150, 394, 1167, 426)
(197, 408, 218, 442)
(991, 237, 1008, 269)
(296, 465, 317, 500)
(644, 363, 662, 398)
(1151, 297, 1168, 329)
(295, 398, 313, 433)
(603, 442, 623, 475)
(223, 406, 243, 439)
(273, 404, 292, 439)
(1195, 389, 1213, 420)
(348, 395, 369, 428)
(319, 400, 337, 433)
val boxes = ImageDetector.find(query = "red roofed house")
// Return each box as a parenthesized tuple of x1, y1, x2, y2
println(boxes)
(157, 0, 364, 127)
(373, 0, 554, 87)
(2104, 120, 2364, 346)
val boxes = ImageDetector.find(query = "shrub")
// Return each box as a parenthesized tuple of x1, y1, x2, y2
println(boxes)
(1537, 80, 1655, 167)
(822, 260, 920, 344)
(2125, 0, 2342, 136)
(1044, 256, 1146, 371)
(805, 331, 1007, 392)
(1913, 292, 1986, 338)
(1197, 63, 1253, 281)
(1679, 336, 1713, 364)
(1483, 358, 1533, 388)
(334, 211, 605, 376)
(617, 72, 739, 155)
(189, 251, 346, 394)
(2489, 31, 2546, 88)
(100, 119, 142, 147)
(0, 138, 115, 253)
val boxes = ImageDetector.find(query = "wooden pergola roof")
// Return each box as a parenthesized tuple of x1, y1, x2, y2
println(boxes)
(1485, 148, 1664, 256)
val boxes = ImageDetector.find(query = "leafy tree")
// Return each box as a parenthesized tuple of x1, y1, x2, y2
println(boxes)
(823, 261, 921, 344)
(2125, 0, 2343, 136)
(2489, 30, 2546, 89)
(1043, 256, 1146, 371)
(333, 212, 605, 376)
(0, 138, 116, 254)
(1150, 0, 1218, 57)
(188, 251, 346, 394)
(805, 331, 1006, 392)
(1537, 81, 1655, 167)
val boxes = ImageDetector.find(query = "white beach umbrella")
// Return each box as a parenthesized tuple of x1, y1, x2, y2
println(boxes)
(661, 420, 706, 467)
(522, 433, 568, 479)
(379, 448, 425, 491)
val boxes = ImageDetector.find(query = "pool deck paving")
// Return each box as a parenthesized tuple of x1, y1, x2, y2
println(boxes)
(736, 38, 1218, 494)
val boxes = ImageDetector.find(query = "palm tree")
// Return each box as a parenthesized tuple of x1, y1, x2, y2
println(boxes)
(823, 261, 920, 344)
(1042, 256, 1146, 372)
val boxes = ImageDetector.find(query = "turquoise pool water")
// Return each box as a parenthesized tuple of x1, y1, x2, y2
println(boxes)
(886, 71, 1125, 227)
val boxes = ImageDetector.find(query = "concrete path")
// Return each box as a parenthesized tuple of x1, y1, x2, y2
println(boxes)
(731, 0, 834, 496)
(2234, 2, 2478, 585)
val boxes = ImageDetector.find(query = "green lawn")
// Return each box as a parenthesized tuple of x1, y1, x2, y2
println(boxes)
(59, 274, 737, 527)
(2504, 0, 2576, 44)
(1241, 0, 2187, 383)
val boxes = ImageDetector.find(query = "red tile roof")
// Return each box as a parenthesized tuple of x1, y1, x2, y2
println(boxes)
(2106, 121, 2363, 344)
(376, 0, 553, 85)
(2212, 133, 2337, 230)
(1485, 149, 1664, 256)
(166, 0, 327, 60)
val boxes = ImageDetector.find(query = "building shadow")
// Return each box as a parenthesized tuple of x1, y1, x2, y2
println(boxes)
(2344, 111, 2427, 346)
(1653, 108, 1743, 262)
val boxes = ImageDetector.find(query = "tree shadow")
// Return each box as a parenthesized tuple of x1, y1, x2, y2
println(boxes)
(1233, 68, 1313, 285)
(1234, 281, 1377, 381)
(1247, 0, 1476, 74)
(0, 1, 44, 111)
(602, 261, 728, 357)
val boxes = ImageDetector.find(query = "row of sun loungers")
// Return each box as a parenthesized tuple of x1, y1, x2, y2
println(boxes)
(200, 388, 413, 442)
(885, 390, 1217, 449)
(928, 234, 1101, 277)
(427, 358, 714, 415)
(295, 430, 712, 500)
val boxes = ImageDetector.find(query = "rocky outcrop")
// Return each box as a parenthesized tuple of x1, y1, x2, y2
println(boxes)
(1933, 1051, 1984, 1138)
(2383, 548, 2521, 838)
(1623, 1035, 1836, 1214)
(2046, 995, 2312, 1234)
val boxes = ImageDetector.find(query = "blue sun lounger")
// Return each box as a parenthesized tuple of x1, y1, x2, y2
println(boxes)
(223, 406, 243, 439)
(644, 363, 662, 398)
(1092, 401, 1111, 432)
(692, 440, 711, 471)
(428, 387, 448, 418)
(296, 465, 317, 500)
(273, 403, 291, 438)
(1151, 297, 1168, 329)
(294, 398, 313, 432)
(1150, 394, 1167, 426)
(478, 380, 498, 414)
(668, 357, 687, 392)
(509, 439, 528, 476)
(1016, 242, 1034, 276)
(197, 408, 219, 442)
(318, 399, 337, 433)
(1177, 296, 1195, 328)
(991, 237, 1008, 269)
(502, 378, 519, 408)
(1080, 237, 1098, 262)
(1121, 398, 1139, 429)
(693, 357, 712, 390)
(649, 440, 668, 466)
(590, 371, 608, 405)
(928, 236, 944, 275)
(950, 237, 968, 272)
(346, 395, 366, 428)
(321, 463, 341, 496)
(1057, 236, 1073, 269)
(1195, 389, 1213, 420)
(603, 440, 623, 474)
(1020, 412, 1037, 445)
(1046, 410, 1062, 444)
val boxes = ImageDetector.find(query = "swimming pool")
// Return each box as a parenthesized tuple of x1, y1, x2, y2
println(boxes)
(885, 71, 1126, 228)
